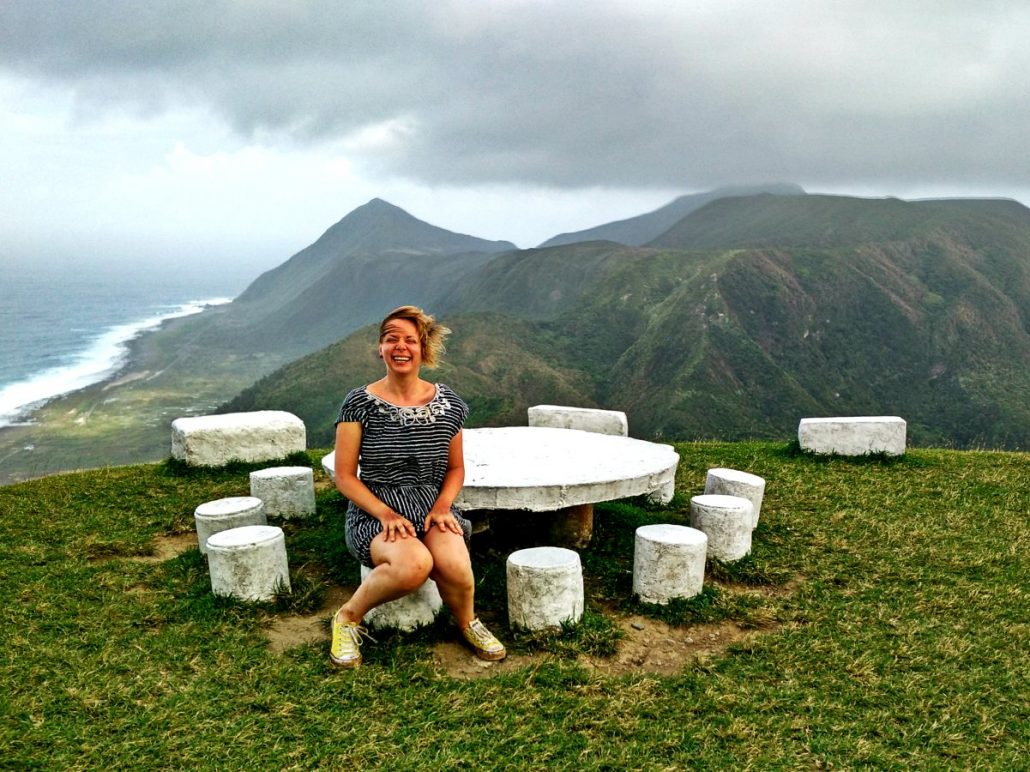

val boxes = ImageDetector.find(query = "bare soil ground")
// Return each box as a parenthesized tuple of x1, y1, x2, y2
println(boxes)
(145, 533, 787, 678)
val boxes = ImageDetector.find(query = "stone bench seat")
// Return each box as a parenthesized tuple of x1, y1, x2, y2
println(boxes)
(359, 566, 443, 631)
(506, 547, 584, 630)
(250, 466, 316, 519)
(206, 525, 291, 602)
(171, 410, 306, 467)
(798, 416, 906, 457)
(194, 496, 267, 555)
(633, 524, 707, 604)
(528, 404, 628, 437)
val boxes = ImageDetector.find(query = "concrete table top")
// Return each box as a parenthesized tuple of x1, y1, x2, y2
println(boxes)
(321, 426, 679, 512)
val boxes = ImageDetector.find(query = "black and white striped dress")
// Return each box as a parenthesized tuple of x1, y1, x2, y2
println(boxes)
(335, 383, 472, 567)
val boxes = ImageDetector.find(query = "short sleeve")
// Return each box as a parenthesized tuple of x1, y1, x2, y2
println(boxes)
(335, 388, 368, 427)
(439, 384, 469, 427)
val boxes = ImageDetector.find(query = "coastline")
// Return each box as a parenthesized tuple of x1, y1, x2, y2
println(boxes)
(0, 303, 284, 486)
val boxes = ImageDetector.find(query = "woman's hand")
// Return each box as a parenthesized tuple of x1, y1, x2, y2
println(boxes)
(379, 510, 417, 541)
(423, 509, 464, 535)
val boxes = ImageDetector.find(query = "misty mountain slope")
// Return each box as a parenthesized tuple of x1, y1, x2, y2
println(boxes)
(148, 198, 518, 361)
(539, 183, 805, 248)
(236, 198, 515, 312)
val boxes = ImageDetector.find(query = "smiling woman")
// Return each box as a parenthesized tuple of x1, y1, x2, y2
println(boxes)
(328, 305, 506, 668)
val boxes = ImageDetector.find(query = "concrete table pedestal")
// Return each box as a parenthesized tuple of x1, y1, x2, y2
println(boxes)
(507, 547, 584, 630)
(249, 466, 316, 519)
(359, 565, 443, 632)
(689, 494, 754, 562)
(548, 503, 594, 549)
(705, 467, 765, 527)
(207, 525, 290, 602)
(633, 524, 708, 604)
(194, 496, 266, 555)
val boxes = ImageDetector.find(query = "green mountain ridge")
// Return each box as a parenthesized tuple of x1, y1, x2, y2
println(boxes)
(226, 194, 1030, 450)
(539, 183, 805, 247)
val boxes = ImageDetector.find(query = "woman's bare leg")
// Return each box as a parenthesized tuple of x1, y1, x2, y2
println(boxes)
(423, 527, 475, 628)
(336, 535, 434, 624)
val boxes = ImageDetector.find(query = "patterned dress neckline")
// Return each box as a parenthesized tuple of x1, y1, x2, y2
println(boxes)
(361, 384, 450, 426)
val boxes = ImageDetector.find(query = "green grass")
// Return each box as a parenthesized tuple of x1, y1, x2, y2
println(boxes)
(1, 442, 1027, 768)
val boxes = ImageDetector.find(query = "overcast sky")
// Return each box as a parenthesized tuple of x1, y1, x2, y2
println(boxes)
(1, 1, 1028, 279)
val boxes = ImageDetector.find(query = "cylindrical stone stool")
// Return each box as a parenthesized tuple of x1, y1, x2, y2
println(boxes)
(207, 525, 291, 602)
(689, 494, 754, 562)
(249, 466, 316, 519)
(506, 547, 584, 631)
(633, 524, 708, 604)
(704, 467, 765, 527)
(359, 565, 443, 632)
(194, 496, 266, 555)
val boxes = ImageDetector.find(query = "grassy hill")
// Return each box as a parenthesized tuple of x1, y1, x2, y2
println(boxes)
(2, 442, 1026, 766)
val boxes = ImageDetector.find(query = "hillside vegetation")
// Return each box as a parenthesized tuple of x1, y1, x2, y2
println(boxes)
(232, 195, 1030, 449)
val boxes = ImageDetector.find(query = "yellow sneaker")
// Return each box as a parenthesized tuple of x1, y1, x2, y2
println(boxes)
(330, 614, 373, 669)
(462, 618, 506, 661)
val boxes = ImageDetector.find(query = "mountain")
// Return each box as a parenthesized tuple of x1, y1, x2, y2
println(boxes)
(538, 183, 805, 248)
(226, 194, 1030, 450)
(150, 198, 517, 375)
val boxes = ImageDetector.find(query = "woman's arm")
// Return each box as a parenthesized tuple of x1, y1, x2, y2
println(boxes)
(424, 430, 466, 534)
(334, 421, 417, 541)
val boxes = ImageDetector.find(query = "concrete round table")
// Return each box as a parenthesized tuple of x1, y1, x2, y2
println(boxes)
(322, 426, 679, 547)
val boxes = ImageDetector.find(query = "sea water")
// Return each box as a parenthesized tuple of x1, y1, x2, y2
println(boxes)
(0, 257, 256, 428)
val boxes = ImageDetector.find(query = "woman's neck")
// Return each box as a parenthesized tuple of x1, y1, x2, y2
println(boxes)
(371, 374, 434, 406)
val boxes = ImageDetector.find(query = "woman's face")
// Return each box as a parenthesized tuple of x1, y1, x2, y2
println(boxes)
(379, 317, 422, 375)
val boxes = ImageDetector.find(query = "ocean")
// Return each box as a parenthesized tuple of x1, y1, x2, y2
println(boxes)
(0, 258, 256, 428)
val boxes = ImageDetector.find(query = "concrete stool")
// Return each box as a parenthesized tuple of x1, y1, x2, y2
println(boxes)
(507, 547, 584, 630)
(798, 416, 906, 456)
(249, 466, 316, 519)
(689, 494, 754, 562)
(527, 404, 628, 436)
(207, 525, 290, 602)
(705, 468, 765, 527)
(171, 410, 306, 467)
(194, 496, 266, 555)
(633, 524, 708, 604)
(359, 565, 443, 632)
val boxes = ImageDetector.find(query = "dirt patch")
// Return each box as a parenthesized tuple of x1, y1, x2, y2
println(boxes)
(127, 532, 198, 563)
(265, 582, 780, 678)
(266, 585, 354, 654)
(584, 617, 753, 676)
(430, 641, 542, 678)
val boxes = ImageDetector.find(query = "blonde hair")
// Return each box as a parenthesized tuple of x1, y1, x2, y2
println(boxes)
(378, 305, 451, 368)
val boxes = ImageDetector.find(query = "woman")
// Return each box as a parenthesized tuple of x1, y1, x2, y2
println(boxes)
(330, 305, 506, 668)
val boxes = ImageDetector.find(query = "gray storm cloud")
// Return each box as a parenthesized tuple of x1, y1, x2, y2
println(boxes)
(2, 0, 1028, 191)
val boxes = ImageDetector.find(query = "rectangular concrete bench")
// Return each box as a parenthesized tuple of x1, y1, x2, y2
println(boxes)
(798, 416, 906, 456)
(528, 404, 628, 437)
(171, 411, 306, 467)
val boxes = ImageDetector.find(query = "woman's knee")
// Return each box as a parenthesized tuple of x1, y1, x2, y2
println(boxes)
(425, 533, 473, 586)
(372, 539, 433, 591)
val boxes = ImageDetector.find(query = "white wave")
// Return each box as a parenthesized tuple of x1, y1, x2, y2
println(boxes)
(0, 297, 233, 428)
